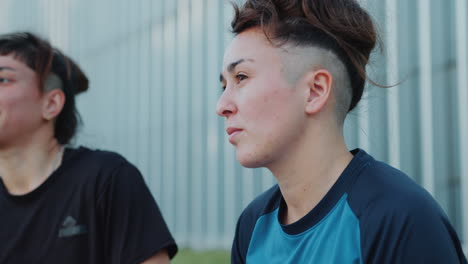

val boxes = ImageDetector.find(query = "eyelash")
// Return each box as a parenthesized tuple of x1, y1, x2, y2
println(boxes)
(221, 73, 248, 91)
(0, 78, 11, 84)
(236, 73, 248, 82)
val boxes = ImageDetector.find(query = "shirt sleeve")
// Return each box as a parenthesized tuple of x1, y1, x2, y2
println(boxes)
(231, 213, 248, 264)
(231, 185, 281, 264)
(360, 197, 467, 264)
(97, 162, 177, 264)
(231, 203, 265, 264)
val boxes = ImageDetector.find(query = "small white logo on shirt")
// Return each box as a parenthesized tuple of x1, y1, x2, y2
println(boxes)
(58, 216, 88, 238)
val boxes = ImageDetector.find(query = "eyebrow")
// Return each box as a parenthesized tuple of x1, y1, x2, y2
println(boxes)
(219, 58, 255, 82)
(0, 66, 16, 72)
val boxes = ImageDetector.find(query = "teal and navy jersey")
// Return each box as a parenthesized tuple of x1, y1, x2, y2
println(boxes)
(231, 149, 467, 264)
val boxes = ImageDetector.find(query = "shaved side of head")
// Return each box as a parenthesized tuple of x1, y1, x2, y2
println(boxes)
(278, 45, 351, 125)
(44, 73, 63, 92)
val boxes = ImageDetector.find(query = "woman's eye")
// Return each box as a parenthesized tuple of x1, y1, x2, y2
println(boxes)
(0, 78, 10, 84)
(236, 74, 248, 82)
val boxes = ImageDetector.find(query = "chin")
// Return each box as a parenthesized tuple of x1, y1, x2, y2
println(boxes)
(236, 150, 271, 168)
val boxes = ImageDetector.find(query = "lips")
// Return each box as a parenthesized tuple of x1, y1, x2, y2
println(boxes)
(226, 127, 243, 143)
(226, 127, 242, 135)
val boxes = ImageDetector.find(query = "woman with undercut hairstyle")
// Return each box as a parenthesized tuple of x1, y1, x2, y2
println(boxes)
(217, 0, 467, 263)
(0, 32, 177, 264)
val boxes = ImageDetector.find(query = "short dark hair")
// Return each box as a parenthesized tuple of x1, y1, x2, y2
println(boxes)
(0, 32, 89, 144)
(231, 0, 378, 112)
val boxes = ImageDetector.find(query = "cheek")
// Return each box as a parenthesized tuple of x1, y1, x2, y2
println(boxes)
(248, 90, 306, 152)
(244, 88, 298, 128)
(0, 92, 42, 122)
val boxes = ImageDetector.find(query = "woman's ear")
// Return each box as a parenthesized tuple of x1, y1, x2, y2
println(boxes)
(304, 69, 333, 115)
(42, 89, 65, 121)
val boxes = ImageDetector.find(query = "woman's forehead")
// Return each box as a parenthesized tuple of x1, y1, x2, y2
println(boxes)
(223, 30, 282, 71)
(0, 54, 30, 71)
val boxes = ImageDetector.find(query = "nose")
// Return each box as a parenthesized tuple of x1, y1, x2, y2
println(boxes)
(216, 90, 237, 118)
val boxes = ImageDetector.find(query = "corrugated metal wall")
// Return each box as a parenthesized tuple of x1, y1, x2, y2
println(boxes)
(1, 0, 467, 251)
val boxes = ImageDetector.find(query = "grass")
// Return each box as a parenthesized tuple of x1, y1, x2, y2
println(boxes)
(172, 249, 230, 264)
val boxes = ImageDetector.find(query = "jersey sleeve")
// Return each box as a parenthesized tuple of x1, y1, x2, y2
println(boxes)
(359, 195, 467, 264)
(231, 185, 281, 264)
(96, 162, 177, 264)
(232, 210, 254, 264)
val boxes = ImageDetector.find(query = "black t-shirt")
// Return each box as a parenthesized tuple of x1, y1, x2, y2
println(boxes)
(0, 147, 177, 264)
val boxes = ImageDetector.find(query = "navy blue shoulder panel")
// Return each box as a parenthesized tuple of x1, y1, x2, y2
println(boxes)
(231, 184, 281, 264)
(347, 155, 467, 263)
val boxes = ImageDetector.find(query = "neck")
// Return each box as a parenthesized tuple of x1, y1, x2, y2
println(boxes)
(268, 122, 352, 225)
(0, 136, 62, 195)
